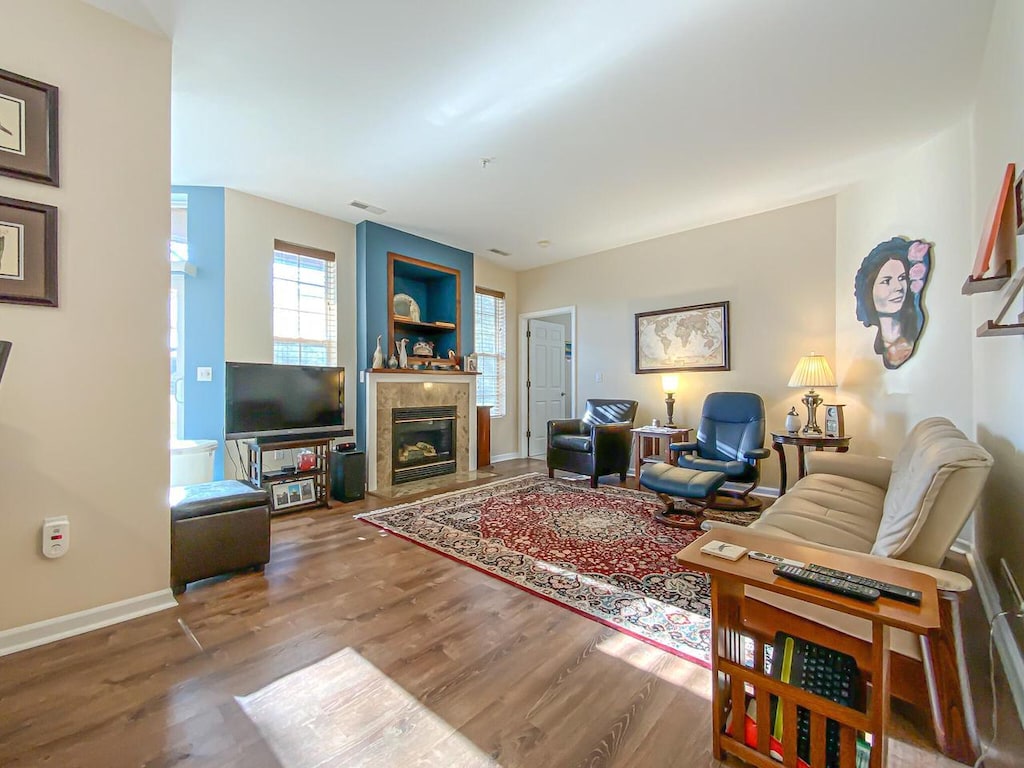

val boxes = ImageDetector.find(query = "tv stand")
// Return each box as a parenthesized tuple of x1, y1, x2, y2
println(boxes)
(246, 436, 337, 513)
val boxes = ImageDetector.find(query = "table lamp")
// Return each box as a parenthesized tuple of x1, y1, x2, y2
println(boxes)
(661, 373, 679, 427)
(787, 353, 835, 434)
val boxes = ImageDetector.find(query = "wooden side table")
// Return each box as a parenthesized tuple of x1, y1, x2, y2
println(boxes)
(676, 528, 940, 768)
(771, 432, 851, 495)
(631, 425, 692, 480)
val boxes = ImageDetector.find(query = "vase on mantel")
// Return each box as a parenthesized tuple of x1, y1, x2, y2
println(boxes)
(371, 335, 384, 369)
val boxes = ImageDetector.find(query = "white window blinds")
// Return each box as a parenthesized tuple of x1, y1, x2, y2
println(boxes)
(272, 241, 337, 366)
(474, 287, 506, 417)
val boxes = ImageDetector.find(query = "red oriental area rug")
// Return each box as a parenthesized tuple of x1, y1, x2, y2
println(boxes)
(357, 474, 757, 666)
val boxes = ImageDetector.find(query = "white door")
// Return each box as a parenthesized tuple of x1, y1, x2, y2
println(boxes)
(528, 319, 566, 457)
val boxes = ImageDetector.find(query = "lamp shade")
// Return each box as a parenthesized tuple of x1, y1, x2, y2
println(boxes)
(788, 354, 836, 388)
(661, 374, 679, 393)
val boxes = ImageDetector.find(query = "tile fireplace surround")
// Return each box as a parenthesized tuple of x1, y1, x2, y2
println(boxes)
(365, 372, 478, 492)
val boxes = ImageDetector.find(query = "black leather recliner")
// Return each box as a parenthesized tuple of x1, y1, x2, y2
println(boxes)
(547, 399, 638, 487)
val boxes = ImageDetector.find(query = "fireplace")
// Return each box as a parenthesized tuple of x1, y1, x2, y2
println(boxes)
(391, 406, 457, 484)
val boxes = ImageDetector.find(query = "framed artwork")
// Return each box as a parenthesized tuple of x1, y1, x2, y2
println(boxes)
(0, 195, 58, 307)
(854, 237, 931, 370)
(270, 478, 316, 511)
(0, 68, 59, 186)
(635, 300, 730, 373)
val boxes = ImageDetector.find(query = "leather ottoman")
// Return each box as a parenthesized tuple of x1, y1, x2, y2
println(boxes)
(639, 462, 727, 528)
(170, 480, 270, 594)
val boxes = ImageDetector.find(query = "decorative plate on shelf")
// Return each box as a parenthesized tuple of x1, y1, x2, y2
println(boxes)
(393, 293, 421, 322)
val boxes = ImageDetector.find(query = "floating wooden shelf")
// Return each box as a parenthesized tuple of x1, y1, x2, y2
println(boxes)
(962, 262, 1011, 294)
(392, 316, 457, 332)
(977, 319, 1024, 337)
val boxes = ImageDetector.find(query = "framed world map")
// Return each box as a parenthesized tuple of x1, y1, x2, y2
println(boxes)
(634, 300, 730, 373)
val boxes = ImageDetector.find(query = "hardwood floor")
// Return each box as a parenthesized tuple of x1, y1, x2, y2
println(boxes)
(0, 460, 1020, 766)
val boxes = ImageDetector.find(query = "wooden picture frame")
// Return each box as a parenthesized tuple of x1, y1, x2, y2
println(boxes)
(635, 300, 730, 373)
(970, 163, 1015, 281)
(0, 195, 58, 307)
(0, 68, 59, 186)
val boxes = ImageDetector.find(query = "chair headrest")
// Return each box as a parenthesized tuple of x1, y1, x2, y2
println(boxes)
(702, 392, 765, 423)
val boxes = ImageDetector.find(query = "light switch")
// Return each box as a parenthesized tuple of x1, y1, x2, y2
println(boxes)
(197, 366, 213, 382)
(595, 371, 603, 383)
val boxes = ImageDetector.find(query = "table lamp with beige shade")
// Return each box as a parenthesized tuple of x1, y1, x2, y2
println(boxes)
(788, 353, 836, 434)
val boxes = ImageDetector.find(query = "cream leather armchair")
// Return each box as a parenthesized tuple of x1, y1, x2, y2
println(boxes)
(707, 417, 993, 763)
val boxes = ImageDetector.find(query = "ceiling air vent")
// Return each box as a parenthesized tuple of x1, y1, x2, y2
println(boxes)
(488, 248, 511, 257)
(349, 200, 386, 215)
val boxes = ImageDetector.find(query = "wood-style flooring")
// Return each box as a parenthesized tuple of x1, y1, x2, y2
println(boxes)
(0, 460, 1021, 767)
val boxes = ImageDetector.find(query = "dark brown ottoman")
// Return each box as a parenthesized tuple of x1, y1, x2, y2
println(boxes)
(170, 480, 270, 594)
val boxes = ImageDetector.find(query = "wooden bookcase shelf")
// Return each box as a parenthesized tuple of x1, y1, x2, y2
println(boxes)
(387, 252, 461, 364)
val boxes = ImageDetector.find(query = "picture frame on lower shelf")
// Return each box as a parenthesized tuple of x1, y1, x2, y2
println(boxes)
(270, 477, 316, 511)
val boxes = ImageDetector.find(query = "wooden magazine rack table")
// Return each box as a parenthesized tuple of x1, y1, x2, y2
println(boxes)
(676, 528, 940, 768)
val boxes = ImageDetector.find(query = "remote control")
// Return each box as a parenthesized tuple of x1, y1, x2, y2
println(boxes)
(806, 564, 922, 605)
(773, 565, 880, 602)
(748, 551, 805, 568)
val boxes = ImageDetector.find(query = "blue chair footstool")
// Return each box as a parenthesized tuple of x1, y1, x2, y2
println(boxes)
(639, 462, 727, 528)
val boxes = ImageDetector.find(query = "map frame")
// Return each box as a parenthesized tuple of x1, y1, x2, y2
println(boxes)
(634, 300, 730, 374)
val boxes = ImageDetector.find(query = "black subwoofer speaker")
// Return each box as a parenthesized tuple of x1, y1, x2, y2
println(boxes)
(330, 449, 365, 502)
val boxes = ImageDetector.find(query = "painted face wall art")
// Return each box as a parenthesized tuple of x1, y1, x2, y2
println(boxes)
(854, 237, 932, 370)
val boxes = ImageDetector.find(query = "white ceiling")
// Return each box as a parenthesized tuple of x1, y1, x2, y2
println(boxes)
(89, 0, 994, 270)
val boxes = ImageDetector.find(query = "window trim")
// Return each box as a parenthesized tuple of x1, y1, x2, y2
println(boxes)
(474, 286, 507, 419)
(272, 242, 337, 366)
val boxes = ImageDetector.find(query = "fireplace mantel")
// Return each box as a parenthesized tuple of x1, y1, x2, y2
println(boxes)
(365, 371, 477, 492)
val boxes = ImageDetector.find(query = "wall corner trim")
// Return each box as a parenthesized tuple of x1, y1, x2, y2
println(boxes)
(0, 589, 178, 658)
(965, 550, 1024, 728)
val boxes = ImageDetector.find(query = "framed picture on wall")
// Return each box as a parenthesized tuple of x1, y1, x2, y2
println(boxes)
(634, 300, 730, 373)
(0, 195, 58, 307)
(0, 68, 59, 186)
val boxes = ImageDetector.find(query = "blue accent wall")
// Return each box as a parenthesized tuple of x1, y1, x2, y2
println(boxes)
(355, 222, 474, 449)
(176, 186, 226, 479)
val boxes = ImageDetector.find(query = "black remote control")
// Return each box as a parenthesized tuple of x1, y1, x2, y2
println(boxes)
(806, 564, 923, 605)
(773, 565, 880, 602)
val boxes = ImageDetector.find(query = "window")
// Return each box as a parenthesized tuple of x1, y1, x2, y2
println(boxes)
(273, 240, 337, 366)
(474, 287, 506, 417)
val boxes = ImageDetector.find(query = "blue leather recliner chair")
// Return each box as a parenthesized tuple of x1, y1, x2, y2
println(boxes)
(669, 391, 770, 511)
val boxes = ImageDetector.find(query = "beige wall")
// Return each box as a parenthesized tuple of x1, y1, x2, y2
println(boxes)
(222, 189, 357, 476)
(970, 0, 1024, 648)
(517, 198, 837, 491)
(834, 121, 976, 459)
(0, 2, 171, 629)
(473, 256, 519, 458)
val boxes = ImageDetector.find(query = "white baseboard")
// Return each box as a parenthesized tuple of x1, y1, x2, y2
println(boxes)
(951, 536, 973, 556)
(490, 452, 521, 464)
(966, 549, 1024, 728)
(0, 589, 178, 658)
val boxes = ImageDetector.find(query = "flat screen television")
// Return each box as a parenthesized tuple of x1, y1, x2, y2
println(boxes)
(225, 362, 345, 440)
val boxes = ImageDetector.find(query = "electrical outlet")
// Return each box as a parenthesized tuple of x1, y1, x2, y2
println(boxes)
(196, 366, 212, 382)
(595, 371, 603, 383)
(1000, 558, 1024, 613)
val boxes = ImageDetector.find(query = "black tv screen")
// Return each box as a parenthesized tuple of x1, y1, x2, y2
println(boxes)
(225, 362, 345, 440)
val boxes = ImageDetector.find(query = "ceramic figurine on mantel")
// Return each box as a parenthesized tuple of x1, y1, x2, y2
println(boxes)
(448, 349, 460, 370)
(371, 335, 384, 370)
(397, 338, 409, 368)
(387, 351, 399, 369)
